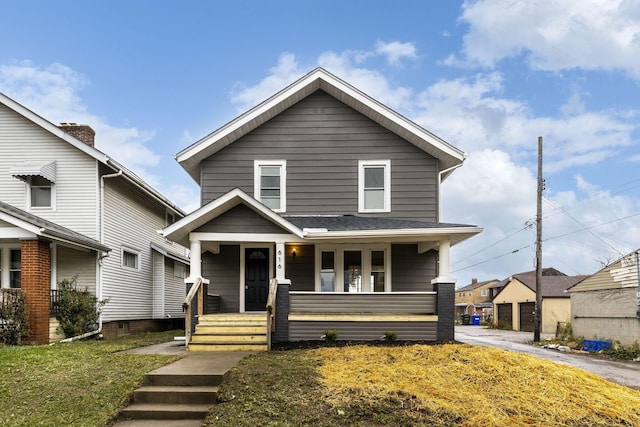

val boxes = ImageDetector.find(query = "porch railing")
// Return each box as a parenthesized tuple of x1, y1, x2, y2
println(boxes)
(183, 277, 205, 346)
(266, 278, 278, 350)
(50, 289, 60, 315)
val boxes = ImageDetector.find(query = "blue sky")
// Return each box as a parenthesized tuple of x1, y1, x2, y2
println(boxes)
(2, 0, 640, 286)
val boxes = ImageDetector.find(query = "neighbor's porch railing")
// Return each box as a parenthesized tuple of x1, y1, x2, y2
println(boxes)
(266, 278, 278, 350)
(183, 277, 205, 346)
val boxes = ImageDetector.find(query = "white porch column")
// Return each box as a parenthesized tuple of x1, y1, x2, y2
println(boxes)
(432, 238, 456, 285)
(189, 238, 202, 280)
(275, 242, 291, 284)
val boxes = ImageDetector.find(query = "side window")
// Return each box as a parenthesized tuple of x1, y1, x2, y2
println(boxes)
(29, 176, 53, 208)
(121, 247, 140, 270)
(358, 160, 390, 213)
(254, 160, 286, 212)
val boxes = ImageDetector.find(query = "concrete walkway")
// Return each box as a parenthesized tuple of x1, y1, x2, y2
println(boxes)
(455, 325, 640, 389)
(112, 341, 256, 426)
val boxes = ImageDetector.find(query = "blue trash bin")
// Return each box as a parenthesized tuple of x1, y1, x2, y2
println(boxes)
(471, 315, 481, 325)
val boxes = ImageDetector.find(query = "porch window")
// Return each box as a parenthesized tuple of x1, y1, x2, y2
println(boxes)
(316, 245, 389, 292)
(320, 251, 335, 292)
(343, 251, 362, 292)
(358, 160, 390, 212)
(254, 160, 286, 212)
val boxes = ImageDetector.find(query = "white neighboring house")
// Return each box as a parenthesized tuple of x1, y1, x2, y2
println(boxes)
(0, 92, 189, 344)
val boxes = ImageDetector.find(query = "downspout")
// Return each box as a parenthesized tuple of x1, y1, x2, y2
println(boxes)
(52, 169, 123, 344)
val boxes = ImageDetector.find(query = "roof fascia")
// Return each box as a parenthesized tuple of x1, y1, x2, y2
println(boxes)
(175, 68, 465, 184)
(302, 226, 482, 245)
(162, 188, 304, 245)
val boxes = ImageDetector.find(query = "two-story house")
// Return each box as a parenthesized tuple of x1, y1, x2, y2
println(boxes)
(0, 92, 189, 345)
(163, 68, 482, 350)
(455, 278, 499, 321)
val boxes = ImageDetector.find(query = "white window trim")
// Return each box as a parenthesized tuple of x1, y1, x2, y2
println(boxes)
(26, 178, 56, 211)
(358, 160, 391, 213)
(314, 243, 391, 292)
(121, 246, 141, 271)
(0, 245, 21, 289)
(254, 160, 286, 213)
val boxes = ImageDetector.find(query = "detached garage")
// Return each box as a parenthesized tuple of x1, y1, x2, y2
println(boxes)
(491, 269, 586, 333)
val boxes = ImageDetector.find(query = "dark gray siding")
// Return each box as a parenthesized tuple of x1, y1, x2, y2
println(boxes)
(202, 245, 240, 312)
(194, 204, 286, 234)
(201, 90, 439, 221)
(290, 292, 436, 314)
(392, 244, 438, 291)
(285, 245, 315, 291)
(289, 321, 436, 341)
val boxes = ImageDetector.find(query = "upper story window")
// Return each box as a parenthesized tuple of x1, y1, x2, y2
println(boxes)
(28, 176, 53, 208)
(254, 160, 286, 212)
(358, 160, 390, 213)
(481, 290, 488, 297)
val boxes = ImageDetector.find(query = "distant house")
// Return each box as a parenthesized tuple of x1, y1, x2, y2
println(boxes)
(455, 278, 498, 320)
(164, 68, 482, 350)
(492, 269, 586, 333)
(0, 92, 189, 344)
(568, 250, 640, 346)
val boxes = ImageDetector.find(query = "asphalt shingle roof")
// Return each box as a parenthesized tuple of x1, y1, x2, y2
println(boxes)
(284, 215, 477, 231)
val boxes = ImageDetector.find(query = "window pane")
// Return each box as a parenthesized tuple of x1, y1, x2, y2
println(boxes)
(10, 250, 21, 288)
(31, 187, 51, 207)
(261, 166, 280, 177)
(343, 251, 362, 293)
(320, 252, 335, 292)
(364, 189, 384, 210)
(371, 250, 385, 292)
(260, 189, 280, 197)
(10, 250, 21, 270)
(10, 271, 21, 289)
(364, 167, 384, 188)
(261, 175, 280, 189)
(261, 197, 280, 209)
(123, 251, 138, 269)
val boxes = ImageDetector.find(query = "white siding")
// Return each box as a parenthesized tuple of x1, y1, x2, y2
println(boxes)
(0, 104, 99, 238)
(100, 178, 187, 322)
(164, 258, 186, 318)
(152, 250, 165, 318)
(56, 245, 97, 294)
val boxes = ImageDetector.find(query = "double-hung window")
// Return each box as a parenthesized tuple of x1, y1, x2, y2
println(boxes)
(358, 160, 390, 213)
(29, 176, 53, 208)
(121, 247, 140, 270)
(316, 245, 390, 292)
(254, 160, 286, 212)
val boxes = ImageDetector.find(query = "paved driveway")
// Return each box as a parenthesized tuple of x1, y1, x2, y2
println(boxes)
(455, 325, 640, 390)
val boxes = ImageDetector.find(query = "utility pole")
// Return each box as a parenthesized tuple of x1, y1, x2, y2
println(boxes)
(534, 136, 543, 342)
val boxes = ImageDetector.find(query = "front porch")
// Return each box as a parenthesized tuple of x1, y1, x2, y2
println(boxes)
(184, 278, 454, 351)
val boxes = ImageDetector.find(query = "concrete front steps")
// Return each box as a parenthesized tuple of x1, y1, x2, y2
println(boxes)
(113, 356, 222, 426)
(189, 313, 268, 352)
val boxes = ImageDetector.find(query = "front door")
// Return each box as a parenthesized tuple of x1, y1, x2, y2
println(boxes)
(245, 248, 269, 311)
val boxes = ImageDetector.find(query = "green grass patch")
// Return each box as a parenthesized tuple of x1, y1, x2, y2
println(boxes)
(0, 330, 183, 427)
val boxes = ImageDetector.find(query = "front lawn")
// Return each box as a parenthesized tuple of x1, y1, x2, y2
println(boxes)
(0, 330, 182, 426)
(206, 343, 640, 426)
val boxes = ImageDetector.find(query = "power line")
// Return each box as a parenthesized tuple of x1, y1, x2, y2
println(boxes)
(450, 226, 529, 266)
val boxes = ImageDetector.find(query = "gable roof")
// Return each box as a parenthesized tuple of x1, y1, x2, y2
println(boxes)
(0, 201, 110, 252)
(456, 279, 499, 292)
(0, 92, 184, 216)
(568, 249, 639, 292)
(492, 269, 586, 299)
(175, 67, 466, 184)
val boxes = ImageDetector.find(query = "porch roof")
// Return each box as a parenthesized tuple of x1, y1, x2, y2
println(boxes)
(0, 201, 110, 252)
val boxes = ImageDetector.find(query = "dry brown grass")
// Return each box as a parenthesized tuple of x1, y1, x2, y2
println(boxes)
(312, 343, 640, 426)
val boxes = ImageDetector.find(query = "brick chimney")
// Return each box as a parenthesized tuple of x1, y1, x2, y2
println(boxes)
(471, 278, 478, 285)
(59, 123, 95, 147)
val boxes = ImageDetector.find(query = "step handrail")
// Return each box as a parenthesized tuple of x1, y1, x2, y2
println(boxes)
(266, 278, 278, 350)
(183, 276, 204, 347)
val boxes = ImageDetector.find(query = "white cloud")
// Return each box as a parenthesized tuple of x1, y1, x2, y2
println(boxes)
(457, 0, 640, 78)
(374, 41, 418, 66)
(0, 61, 161, 183)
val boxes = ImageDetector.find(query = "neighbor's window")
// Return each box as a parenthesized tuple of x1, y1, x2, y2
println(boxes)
(481, 290, 488, 297)
(122, 248, 140, 270)
(10, 249, 21, 288)
(358, 160, 390, 212)
(29, 176, 53, 208)
(254, 160, 286, 212)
